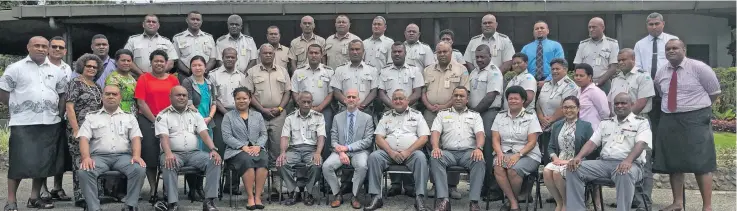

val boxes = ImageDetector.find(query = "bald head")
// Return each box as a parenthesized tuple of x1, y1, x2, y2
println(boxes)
(27, 36, 49, 63)
(588, 17, 605, 40)
(170, 85, 189, 110)
(436, 41, 452, 65)
(405, 23, 420, 43)
(613, 92, 634, 118)
(481, 14, 498, 35)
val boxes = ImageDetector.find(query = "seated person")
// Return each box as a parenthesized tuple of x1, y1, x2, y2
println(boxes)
(491, 86, 543, 211)
(364, 89, 431, 211)
(429, 86, 486, 211)
(220, 87, 269, 209)
(156, 86, 222, 211)
(77, 86, 147, 211)
(276, 91, 325, 206)
(323, 89, 375, 209)
(566, 93, 651, 211)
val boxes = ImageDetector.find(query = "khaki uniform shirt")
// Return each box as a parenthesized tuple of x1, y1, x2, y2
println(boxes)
(331, 62, 379, 100)
(288, 34, 327, 68)
(363, 35, 394, 68)
(210, 66, 248, 109)
(273, 44, 290, 69)
(216, 33, 258, 73)
(432, 50, 466, 65)
(404, 41, 435, 68)
(491, 109, 543, 162)
(155, 106, 209, 152)
(591, 113, 652, 163)
(464, 33, 515, 70)
(504, 71, 538, 110)
(77, 108, 142, 155)
(608, 68, 655, 114)
(245, 63, 292, 108)
(431, 107, 484, 150)
(375, 108, 430, 151)
(173, 30, 217, 69)
(538, 76, 579, 117)
(423, 61, 470, 105)
(573, 36, 620, 80)
(378, 63, 424, 98)
(325, 33, 362, 69)
(281, 110, 326, 146)
(123, 33, 178, 73)
(292, 64, 335, 106)
(469, 64, 504, 109)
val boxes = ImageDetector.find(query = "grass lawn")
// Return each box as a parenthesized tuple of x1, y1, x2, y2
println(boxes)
(714, 132, 736, 149)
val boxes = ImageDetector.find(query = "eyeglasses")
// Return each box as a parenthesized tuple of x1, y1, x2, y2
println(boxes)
(51, 45, 66, 50)
(84, 65, 98, 69)
(562, 106, 578, 110)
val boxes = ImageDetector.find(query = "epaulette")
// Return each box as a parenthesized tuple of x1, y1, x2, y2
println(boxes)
(497, 33, 509, 39)
(173, 31, 186, 37)
(580, 38, 591, 44)
(406, 63, 416, 67)
(217, 35, 228, 41)
(382, 110, 393, 116)
(524, 109, 534, 114)
(452, 49, 461, 53)
(602, 117, 615, 121)
(322, 65, 333, 70)
(439, 108, 452, 112)
(470, 34, 482, 40)
(563, 78, 573, 83)
(160, 106, 175, 113)
(287, 110, 298, 116)
(637, 68, 646, 73)
(311, 110, 324, 117)
(605, 37, 618, 42)
(200, 31, 212, 36)
(297, 64, 307, 69)
(408, 108, 421, 114)
(128, 34, 143, 39)
(383, 64, 394, 69)
(467, 109, 479, 114)
(635, 116, 646, 120)
(499, 109, 508, 114)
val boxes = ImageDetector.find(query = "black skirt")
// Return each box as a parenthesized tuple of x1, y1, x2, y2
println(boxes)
(227, 151, 269, 177)
(652, 107, 716, 174)
(8, 123, 65, 179)
(137, 114, 160, 169)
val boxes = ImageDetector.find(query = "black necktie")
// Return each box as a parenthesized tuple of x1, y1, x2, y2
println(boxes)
(651, 36, 658, 79)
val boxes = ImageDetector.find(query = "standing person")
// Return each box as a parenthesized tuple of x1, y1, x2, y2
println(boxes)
(573, 17, 620, 94)
(173, 11, 217, 82)
(504, 53, 537, 111)
(363, 16, 394, 69)
(288, 16, 326, 75)
(106, 49, 138, 114)
(266, 26, 290, 69)
(66, 54, 105, 207)
(181, 55, 218, 201)
(435, 29, 466, 67)
(216, 14, 257, 73)
(325, 15, 361, 69)
(520, 21, 564, 87)
(464, 14, 515, 73)
(403, 23, 434, 69)
(123, 14, 177, 77)
(39, 36, 73, 202)
(133, 50, 180, 202)
(221, 87, 269, 210)
(536, 58, 578, 164)
(90, 34, 117, 88)
(573, 63, 609, 131)
(653, 39, 721, 211)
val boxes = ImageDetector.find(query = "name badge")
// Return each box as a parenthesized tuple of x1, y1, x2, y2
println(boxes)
(595, 57, 602, 66)
(187, 119, 194, 133)
(241, 48, 248, 56)
(491, 45, 498, 57)
(444, 80, 450, 88)
(317, 80, 324, 88)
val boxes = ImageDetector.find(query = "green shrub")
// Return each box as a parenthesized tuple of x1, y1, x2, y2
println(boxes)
(713, 67, 736, 116)
(0, 127, 9, 154)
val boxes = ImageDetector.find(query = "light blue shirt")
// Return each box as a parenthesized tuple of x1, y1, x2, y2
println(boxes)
(633, 32, 679, 76)
(520, 38, 565, 81)
(345, 110, 357, 150)
(72, 56, 116, 88)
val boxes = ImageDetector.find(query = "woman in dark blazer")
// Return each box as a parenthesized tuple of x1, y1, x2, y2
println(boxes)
(543, 96, 594, 211)
(221, 87, 268, 210)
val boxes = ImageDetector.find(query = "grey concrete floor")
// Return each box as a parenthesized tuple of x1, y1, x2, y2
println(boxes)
(0, 172, 735, 211)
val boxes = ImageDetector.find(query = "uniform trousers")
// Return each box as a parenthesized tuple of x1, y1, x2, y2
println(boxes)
(265, 111, 287, 166)
(320, 107, 335, 159)
(430, 149, 486, 201)
(159, 151, 221, 203)
(566, 159, 642, 211)
(278, 144, 322, 194)
(480, 108, 501, 194)
(367, 150, 428, 198)
(322, 151, 369, 196)
(77, 154, 146, 211)
(422, 110, 460, 189)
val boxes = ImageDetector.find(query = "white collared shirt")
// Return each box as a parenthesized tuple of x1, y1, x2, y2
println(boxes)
(633, 32, 679, 75)
(0, 56, 68, 126)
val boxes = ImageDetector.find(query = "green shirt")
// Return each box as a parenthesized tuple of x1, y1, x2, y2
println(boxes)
(105, 71, 137, 113)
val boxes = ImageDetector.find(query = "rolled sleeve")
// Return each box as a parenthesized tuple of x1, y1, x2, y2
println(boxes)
(501, 39, 515, 62)
(374, 120, 387, 136)
(636, 120, 653, 149)
(154, 113, 169, 137)
(412, 69, 425, 89)
(638, 75, 656, 99)
(430, 114, 443, 133)
(316, 118, 327, 138)
(416, 118, 431, 136)
(590, 125, 604, 146)
(522, 76, 538, 92)
(489, 69, 503, 94)
(473, 115, 485, 133)
(194, 114, 208, 133)
(166, 42, 179, 61)
(128, 117, 143, 140)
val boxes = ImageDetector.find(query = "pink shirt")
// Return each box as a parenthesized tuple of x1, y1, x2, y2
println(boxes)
(578, 84, 610, 130)
(654, 58, 721, 113)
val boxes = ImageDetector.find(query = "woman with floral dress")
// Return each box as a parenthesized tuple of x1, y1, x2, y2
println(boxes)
(66, 54, 104, 206)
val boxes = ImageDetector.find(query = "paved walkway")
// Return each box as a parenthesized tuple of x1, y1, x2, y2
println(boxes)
(0, 172, 734, 210)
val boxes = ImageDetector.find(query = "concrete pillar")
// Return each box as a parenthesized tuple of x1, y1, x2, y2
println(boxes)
(63, 25, 73, 64)
(614, 14, 623, 42)
(243, 20, 250, 36)
(433, 18, 441, 45)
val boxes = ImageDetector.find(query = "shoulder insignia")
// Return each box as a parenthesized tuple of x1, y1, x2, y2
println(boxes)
(217, 35, 228, 41)
(439, 108, 451, 112)
(312, 110, 324, 117)
(287, 110, 298, 117)
(128, 34, 142, 39)
(470, 34, 482, 40)
(497, 33, 509, 39)
(602, 117, 614, 121)
(156, 116, 162, 122)
(173, 31, 186, 37)
(452, 49, 461, 53)
(564, 78, 573, 83)
(407, 64, 416, 67)
(524, 109, 534, 114)
(383, 64, 393, 69)
(499, 109, 508, 114)
(468, 109, 479, 114)
(605, 37, 618, 42)
(323, 66, 333, 70)
(580, 38, 591, 44)
(409, 108, 421, 114)
(201, 31, 212, 36)
(297, 64, 307, 69)
(637, 68, 646, 73)
(635, 116, 645, 120)
(382, 110, 392, 116)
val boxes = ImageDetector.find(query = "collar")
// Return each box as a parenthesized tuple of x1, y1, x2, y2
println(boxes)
(482, 32, 497, 40)
(390, 108, 410, 116)
(272, 43, 285, 50)
(667, 58, 687, 70)
(451, 106, 469, 113)
(617, 113, 637, 123)
(25, 56, 51, 66)
(391, 63, 410, 70)
(297, 110, 314, 119)
(184, 29, 205, 37)
(259, 63, 277, 72)
(370, 34, 385, 41)
(580, 83, 596, 93)
(188, 76, 212, 85)
(99, 107, 125, 115)
(350, 61, 367, 68)
(346, 110, 357, 117)
(551, 75, 570, 86)
(165, 105, 196, 114)
(617, 67, 639, 77)
(227, 33, 244, 40)
(433, 62, 454, 72)
(480, 64, 498, 72)
(142, 32, 160, 38)
(52, 60, 69, 69)
(648, 33, 664, 41)
(217, 65, 240, 74)
(332, 32, 352, 40)
(505, 109, 526, 118)
(590, 35, 606, 43)
(308, 63, 326, 71)
(404, 40, 423, 46)
(103, 56, 115, 65)
(535, 38, 548, 43)
(300, 33, 316, 41)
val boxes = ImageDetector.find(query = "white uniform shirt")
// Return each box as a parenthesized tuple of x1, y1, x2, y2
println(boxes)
(590, 113, 652, 164)
(375, 108, 430, 151)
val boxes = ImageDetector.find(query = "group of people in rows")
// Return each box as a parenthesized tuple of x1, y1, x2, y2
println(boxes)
(1, 10, 720, 211)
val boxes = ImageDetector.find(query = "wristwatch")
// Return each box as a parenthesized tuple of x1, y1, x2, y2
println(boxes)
(475, 147, 483, 151)
(210, 147, 219, 152)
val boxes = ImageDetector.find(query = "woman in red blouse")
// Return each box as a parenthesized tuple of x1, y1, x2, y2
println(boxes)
(134, 49, 179, 202)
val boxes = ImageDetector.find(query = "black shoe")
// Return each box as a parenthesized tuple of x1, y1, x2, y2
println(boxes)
(363, 196, 383, 211)
(167, 203, 178, 211)
(608, 201, 641, 209)
(545, 197, 556, 203)
(339, 182, 353, 195)
(387, 186, 402, 197)
(26, 198, 54, 209)
(202, 198, 218, 211)
(282, 192, 297, 206)
(246, 205, 256, 210)
(188, 189, 204, 202)
(254, 204, 265, 209)
(303, 194, 315, 206)
(50, 189, 72, 201)
(413, 196, 428, 211)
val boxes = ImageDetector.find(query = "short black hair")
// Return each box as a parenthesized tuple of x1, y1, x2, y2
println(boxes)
(512, 53, 528, 63)
(439, 29, 454, 40)
(562, 96, 580, 108)
(453, 86, 469, 95)
(91, 34, 107, 44)
(505, 85, 527, 102)
(114, 49, 134, 61)
(50, 36, 65, 42)
(232, 87, 252, 98)
(190, 55, 207, 67)
(549, 58, 568, 69)
(149, 49, 168, 62)
(574, 63, 594, 77)
(307, 43, 323, 53)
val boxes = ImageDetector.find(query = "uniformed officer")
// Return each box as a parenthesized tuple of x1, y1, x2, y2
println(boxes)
(266, 26, 290, 69)
(421, 41, 469, 127)
(363, 16, 394, 69)
(123, 14, 177, 77)
(364, 89, 431, 211)
(332, 39, 378, 115)
(566, 92, 651, 211)
(325, 15, 362, 69)
(464, 14, 515, 73)
(173, 11, 217, 82)
(216, 14, 257, 73)
(292, 44, 335, 161)
(429, 87, 486, 211)
(435, 29, 466, 68)
(156, 86, 222, 211)
(209, 47, 247, 194)
(469, 44, 505, 200)
(505, 53, 538, 110)
(244, 43, 292, 177)
(574, 17, 620, 94)
(288, 16, 326, 74)
(276, 91, 326, 206)
(77, 86, 146, 211)
(403, 23, 434, 69)
(609, 48, 655, 209)
(378, 42, 425, 110)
